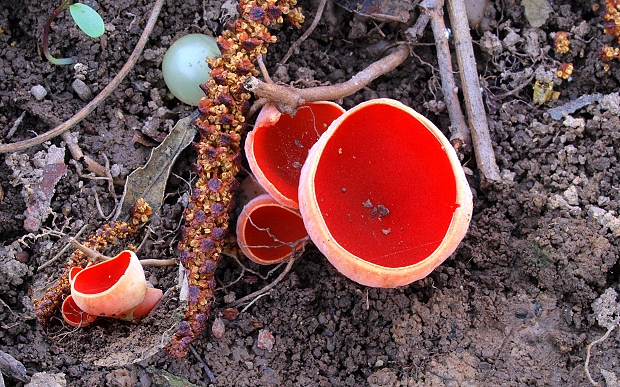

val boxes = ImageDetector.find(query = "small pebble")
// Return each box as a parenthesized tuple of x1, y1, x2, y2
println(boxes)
(72, 79, 93, 101)
(15, 251, 30, 264)
(110, 164, 122, 178)
(30, 85, 47, 101)
(257, 329, 275, 351)
(211, 317, 225, 339)
(515, 309, 528, 319)
(221, 307, 239, 321)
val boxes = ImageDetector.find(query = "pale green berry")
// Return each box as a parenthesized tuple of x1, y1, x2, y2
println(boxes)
(162, 34, 221, 106)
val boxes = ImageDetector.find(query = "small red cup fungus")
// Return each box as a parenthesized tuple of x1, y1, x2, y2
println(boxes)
(298, 98, 473, 288)
(236, 194, 309, 265)
(71, 250, 149, 319)
(245, 102, 345, 209)
(61, 295, 97, 327)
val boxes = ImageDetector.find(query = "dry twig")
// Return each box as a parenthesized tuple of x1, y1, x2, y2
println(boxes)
(445, 0, 501, 183)
(37, 224, 88, 272)
(69, 238, 177, 266)
(229, 255, 299, 308)
(422, 0, 471, 152)
(189, 345, 217, 384)
(245, 43, 410, 114)
(0, 0, 165, 154)
(280, 0, 327, 64)
(584, 321, 619, 387)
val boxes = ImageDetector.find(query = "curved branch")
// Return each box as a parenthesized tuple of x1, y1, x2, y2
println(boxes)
(245, 43, 410, 114)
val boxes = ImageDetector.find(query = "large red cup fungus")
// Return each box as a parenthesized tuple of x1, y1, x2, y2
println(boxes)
(71, 250, 152, 320)
(298, 98, 473, 288)
(236, 194, 309, 265)
(245, 102, 345, 209)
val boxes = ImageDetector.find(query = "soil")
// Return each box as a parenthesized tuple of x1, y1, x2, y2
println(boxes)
(1, 0, 620, 386)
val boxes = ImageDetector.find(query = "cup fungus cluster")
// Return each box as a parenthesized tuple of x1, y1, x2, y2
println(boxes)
(238, 102, 344, 264)
(60, 250, 162, 327)
(241, 98, 473, 288)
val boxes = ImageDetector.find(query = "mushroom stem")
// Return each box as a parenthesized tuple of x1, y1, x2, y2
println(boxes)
(244, 44, 410, 114)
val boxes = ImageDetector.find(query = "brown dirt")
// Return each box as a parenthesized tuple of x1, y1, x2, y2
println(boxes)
(1, 0, 620, 386)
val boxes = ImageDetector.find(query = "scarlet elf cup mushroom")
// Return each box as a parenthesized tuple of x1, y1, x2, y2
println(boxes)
(237, 102, 345, 264)
(62, 250, 162, 325)
(236, 194, 309, 265)
(245, 102, 345, 208)
(298, 98, 473, 288)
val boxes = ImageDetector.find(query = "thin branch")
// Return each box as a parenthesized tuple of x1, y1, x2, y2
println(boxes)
(61, 130, 108, 177)
(256, 55, 273, 84)
(69, 239, 177, 266)
(139, 258, 178, 267)
(584, 321, 619, 387)
(70, 238, 108, 262)
(37, 224, 88, 271)
(445, 0, 501, 184)
(229, 255, 298, 308)
(189, 345, 217, 384)
(280, 0, 327, 65)
(422, 0, 471, 152)
(0, 0, 165, 154)
(245, 43, 410, 114)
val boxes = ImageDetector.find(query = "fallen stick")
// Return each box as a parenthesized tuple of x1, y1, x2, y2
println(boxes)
(445, 0, 501, 183)
(422, 0, 471, 152)
(245, 43, 410, 114)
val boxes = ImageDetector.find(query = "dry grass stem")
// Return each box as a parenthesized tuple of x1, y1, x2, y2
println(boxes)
(280, 0, 328, 65)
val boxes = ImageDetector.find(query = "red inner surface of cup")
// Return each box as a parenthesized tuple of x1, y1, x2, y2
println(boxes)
(313, 103, 458, 268)
(73, 251, 131, 294)
(242, 205, 308, 262)
(252, 103, 343, 205)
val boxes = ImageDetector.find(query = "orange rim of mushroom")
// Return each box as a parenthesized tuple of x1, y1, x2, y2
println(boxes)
(71, 250, 148, 319)
(245, 102, 345, 209)
(298, 98, 473, 288)
(236, 194, 309, 265)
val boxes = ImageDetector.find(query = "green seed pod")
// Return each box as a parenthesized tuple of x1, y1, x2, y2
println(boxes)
(162, 34, 221, 106)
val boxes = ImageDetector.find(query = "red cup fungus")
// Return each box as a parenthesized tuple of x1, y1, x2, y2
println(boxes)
(61, 295, 98, 327)
(245, 102, 345, 209)
(236, 194, 309, 265)
(298, 98, 473, 288)
(67, 250, 162, 322)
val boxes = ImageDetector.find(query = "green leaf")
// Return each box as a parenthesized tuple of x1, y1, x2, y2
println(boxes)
(69, 3, 105, 38)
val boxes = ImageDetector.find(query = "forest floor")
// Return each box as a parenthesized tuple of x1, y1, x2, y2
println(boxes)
(1, 0, 620, 386)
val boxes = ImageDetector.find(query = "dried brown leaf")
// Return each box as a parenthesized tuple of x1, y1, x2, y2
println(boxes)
(115, 117, 196, 222)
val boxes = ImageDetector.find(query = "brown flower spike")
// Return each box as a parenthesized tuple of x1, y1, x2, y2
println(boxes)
(164, 0, 304, 358)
